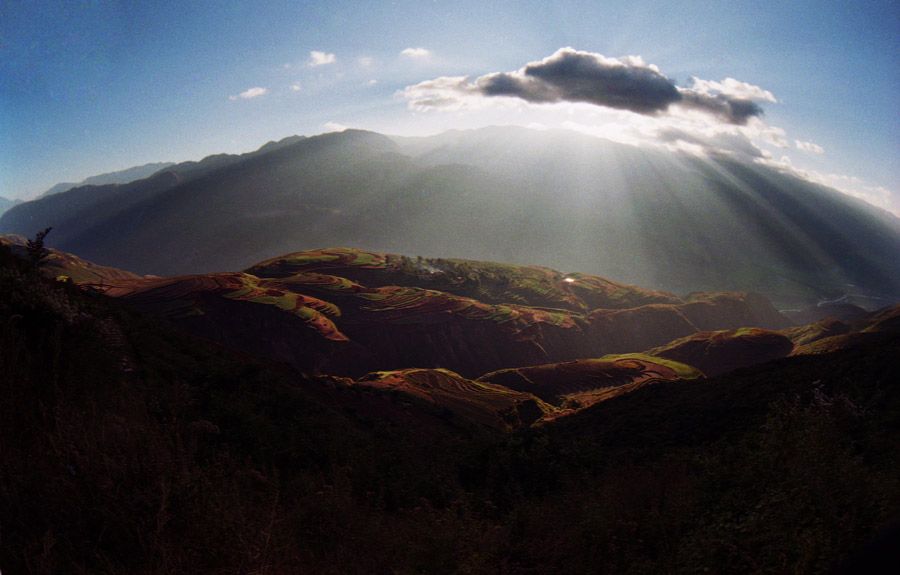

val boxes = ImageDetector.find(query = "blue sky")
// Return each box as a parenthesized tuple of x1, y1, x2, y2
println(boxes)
(1, 0, 898, 212)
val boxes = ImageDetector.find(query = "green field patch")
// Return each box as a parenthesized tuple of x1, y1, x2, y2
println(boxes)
(598, 353, 704, 380)
(248, 248, 388, 277)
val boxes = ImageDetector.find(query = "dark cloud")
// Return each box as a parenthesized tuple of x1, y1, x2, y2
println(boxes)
(678, 92, 765, 125)
(477, 73, 558, 102)
(522, 49, 681, 113)
(406, 48, 773, 125)
(473, 49, 681, 115)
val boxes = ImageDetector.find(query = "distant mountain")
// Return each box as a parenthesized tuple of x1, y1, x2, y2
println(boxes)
(0, 135, 306, 258)
(37, 162, 177, 198)
(2, 127, 897, 307)
(0, 196, 20, 216)
(35, 136, 306, 200)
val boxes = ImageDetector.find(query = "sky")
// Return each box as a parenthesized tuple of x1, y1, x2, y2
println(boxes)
(1, 0, 898, 213)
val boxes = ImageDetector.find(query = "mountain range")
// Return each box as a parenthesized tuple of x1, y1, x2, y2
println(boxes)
(2, 127, 898, 309)
(35, 161, 176, 198)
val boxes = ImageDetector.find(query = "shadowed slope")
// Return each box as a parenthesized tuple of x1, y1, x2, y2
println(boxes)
(790, 304, 900, 356)
(781, 317, 852, 347)
(0, 234, 141, 284)
(353, 368, 556, 430)
(648, 327, 795, 376)
(478, 354, 701, 410)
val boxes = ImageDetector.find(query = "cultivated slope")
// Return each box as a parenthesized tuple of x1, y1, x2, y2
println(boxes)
(12, 241, 796, 379)
(3, 240, 899, 573)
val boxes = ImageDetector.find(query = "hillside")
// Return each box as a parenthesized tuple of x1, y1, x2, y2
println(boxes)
(2, 240, 899, 574)
(16, 243, 795, 378)
(2, 127, 898, 307)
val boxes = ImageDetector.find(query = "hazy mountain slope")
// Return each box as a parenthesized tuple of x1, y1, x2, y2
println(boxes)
(3, 127, 898, 305)
(1, 171, 186, 250)
(36, 161, 176, 198)
(396, 127, 900, 304)
(0, 135, 307, 260)
(2, 131, 413, 274)
(0, 196, 20, 217)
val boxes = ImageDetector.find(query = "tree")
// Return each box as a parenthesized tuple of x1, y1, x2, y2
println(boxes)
(26, 227, 52, 268)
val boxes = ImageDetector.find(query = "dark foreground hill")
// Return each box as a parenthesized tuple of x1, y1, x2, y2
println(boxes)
(2, 241, 900, 574)
(3, 127, 898, 307)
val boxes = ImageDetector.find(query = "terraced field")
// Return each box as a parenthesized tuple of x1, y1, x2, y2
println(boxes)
(248, 247, 682, 312)
(264, 265, 587, 358)
(479, 354, 701, 410)
(354, 368, 556, 429)
(11, 241, 875, 419)
(97, 272, 348, 341)
(247, 247, 390, 278)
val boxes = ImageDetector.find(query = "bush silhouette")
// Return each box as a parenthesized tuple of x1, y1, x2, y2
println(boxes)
(26, 226, 52, 267)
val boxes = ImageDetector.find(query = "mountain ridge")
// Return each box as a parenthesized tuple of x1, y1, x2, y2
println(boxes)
(2, 127, 897, 307)
(35, 161, 177, 199)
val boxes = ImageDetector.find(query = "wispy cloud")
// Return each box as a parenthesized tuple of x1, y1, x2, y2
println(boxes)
(358, 56, 374, 67)
(290, 83, 302, 92)
(308, 51, 336, 67)
(404, 47, 773, 125)
(229, 86, 268, 101)
(687, 77, 776, 103)
(401, 47, 431, 58)
(795, 139, 825, 154)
